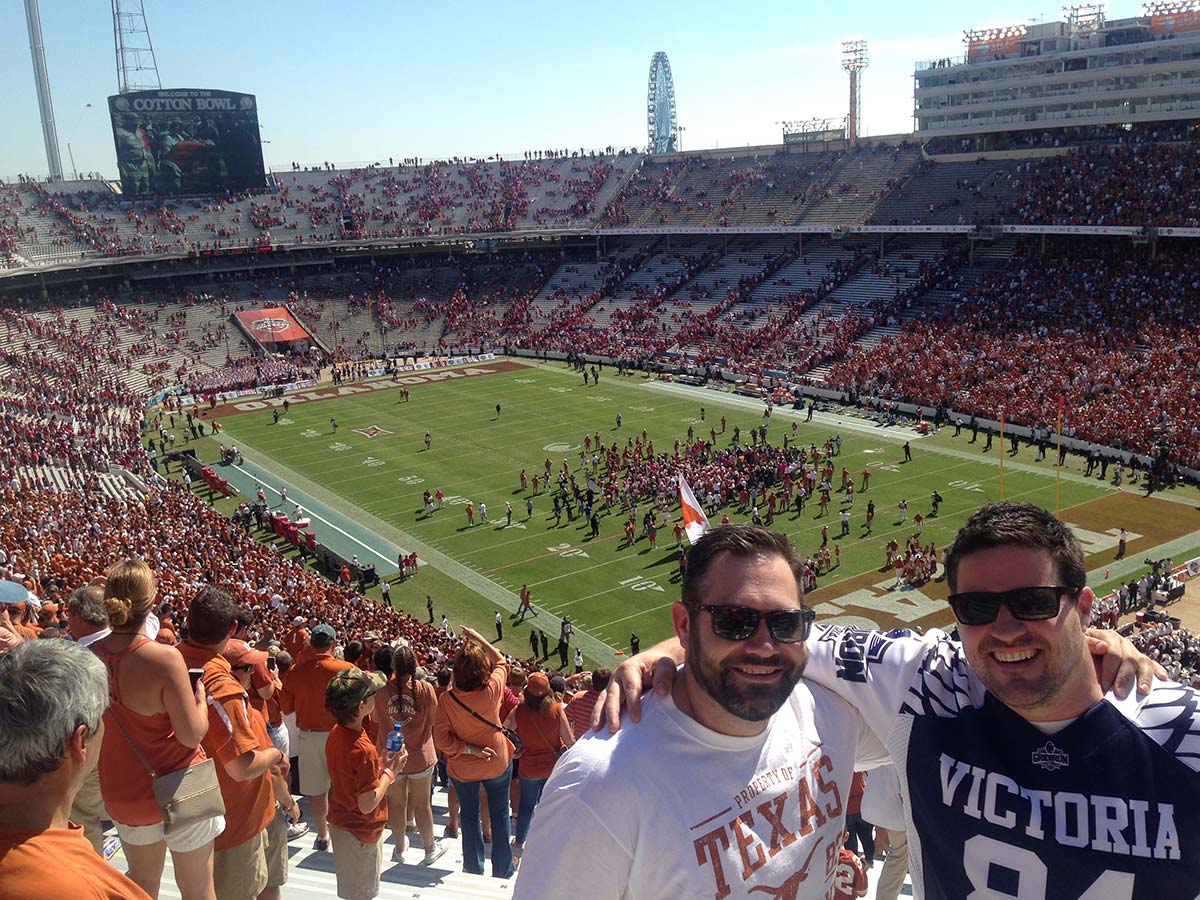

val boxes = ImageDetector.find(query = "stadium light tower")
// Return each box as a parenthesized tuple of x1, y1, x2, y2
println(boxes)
(112, 0, 161, 94)
(24, 0, 64, 180)
(841, 39, 868, 145)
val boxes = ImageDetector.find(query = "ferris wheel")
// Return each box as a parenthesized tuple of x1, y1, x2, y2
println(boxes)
(646, 51, 679, 154)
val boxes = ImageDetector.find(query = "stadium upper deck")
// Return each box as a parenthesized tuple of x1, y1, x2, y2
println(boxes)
(3, 125, 1198, 275)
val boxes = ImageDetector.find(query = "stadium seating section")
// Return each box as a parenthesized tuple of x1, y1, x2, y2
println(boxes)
(1, 132, 1198, 573)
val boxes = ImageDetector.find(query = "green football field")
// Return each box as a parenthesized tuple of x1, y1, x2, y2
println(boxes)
(216, 358, 1116, 662)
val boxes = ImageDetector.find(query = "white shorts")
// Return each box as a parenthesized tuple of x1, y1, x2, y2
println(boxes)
(267, 722, 289, 759)
(115, 813, 226, 853)
(299, 728, 332, 796)
(390, 764, 436, 783)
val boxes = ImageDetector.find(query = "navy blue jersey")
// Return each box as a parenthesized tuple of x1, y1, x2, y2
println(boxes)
(805, 624, 1200, 900)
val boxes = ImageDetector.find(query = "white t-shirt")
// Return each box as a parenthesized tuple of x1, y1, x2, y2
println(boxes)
(514, 679, 887, 900)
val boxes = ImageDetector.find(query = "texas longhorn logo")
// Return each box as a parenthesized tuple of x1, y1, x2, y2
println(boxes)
(251, 318, 292, 333)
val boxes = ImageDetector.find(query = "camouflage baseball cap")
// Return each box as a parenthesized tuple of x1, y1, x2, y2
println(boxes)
(325, 667, 387, 715)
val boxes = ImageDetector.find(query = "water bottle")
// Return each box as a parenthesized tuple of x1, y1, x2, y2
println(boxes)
(386, 723, 405, 753)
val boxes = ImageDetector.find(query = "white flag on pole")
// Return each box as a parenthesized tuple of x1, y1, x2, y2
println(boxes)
(678, 477, 711, 545)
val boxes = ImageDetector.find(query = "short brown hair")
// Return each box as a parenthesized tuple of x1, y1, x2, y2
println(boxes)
(944, 501, 1086, 593)
(682, 524, 806, 608)
(452, 642, 492, 692)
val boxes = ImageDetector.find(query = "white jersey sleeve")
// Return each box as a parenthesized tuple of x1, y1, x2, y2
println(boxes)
(804, 623, 987, 741)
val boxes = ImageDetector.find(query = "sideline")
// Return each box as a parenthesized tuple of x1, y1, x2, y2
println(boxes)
(218, 443, 624, 664)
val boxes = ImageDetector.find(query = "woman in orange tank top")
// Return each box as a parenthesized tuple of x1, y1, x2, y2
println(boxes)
(91, 559, 216, 900)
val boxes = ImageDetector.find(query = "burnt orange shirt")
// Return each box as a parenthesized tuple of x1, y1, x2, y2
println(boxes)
(512, 702, 566, 780)
(432, 662, 512, 782)
(374, 678, 438, 774)
(179, 644, 275, 853)
(93, 637, 206, 826)
(282, 627, 309, 660)
(325, 724, 388, 843)
(0, 823, 152, 899)
(279, 651, 354, 731)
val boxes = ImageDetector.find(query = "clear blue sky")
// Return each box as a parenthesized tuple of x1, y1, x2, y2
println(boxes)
(1, 1, 1145, 180)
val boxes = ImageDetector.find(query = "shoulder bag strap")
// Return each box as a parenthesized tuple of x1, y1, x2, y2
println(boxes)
(446, 690, 503, 733)
(95, 636, 160, 779)
(105, 702, 159, 778)
(526, 705, 561, 750)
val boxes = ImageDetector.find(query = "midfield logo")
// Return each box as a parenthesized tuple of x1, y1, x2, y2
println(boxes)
(1031, 742, 1070, 772)
(354, 425, 392, 438)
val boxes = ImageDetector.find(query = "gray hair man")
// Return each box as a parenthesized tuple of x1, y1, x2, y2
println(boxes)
(0, 640, 150, 898)
(64, 583, 112, 854)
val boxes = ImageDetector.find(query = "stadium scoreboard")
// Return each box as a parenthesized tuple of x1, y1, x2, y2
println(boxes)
(108, 89, 266, 199)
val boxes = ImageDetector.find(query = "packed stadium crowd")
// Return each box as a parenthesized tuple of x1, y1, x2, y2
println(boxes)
(5, 126, 1200, 275)
(825, 241, 1200, 468)
(0, 530, 614, 898)
(1005, 129, 1200, 226)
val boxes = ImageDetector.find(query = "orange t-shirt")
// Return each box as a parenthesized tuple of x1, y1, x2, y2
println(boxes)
(0, 823, 152, 899)
(279, 652, 355, 731)
(249, 659, 281, 727)
(512, 702, 566, 780)
(182, 649, 275, 853)
(431, 662, 512, 782)
(374, 677, 438, 774)
(282, 627, 309, 660)
(325, 724, 388, 843)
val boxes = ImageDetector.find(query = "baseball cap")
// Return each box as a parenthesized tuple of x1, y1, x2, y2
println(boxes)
(524, 672, 551, 698)
(312, 623, 336, 642)
(223, 639, 268, 668)
(0, 580, 34, 605)
(325, 667, 387, 715)
(549, 674, 567, 695)
(293, 615, 305, 626)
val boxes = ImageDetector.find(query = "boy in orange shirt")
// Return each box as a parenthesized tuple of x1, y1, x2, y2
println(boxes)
(325, 668, 405, 900)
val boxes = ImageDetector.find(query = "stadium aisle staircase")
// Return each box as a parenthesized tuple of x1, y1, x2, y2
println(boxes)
(112, 784, 514, 900)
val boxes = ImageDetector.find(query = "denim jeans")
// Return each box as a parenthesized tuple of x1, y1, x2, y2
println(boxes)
(451, 770, 513, 878)
(514, 775, 548, 845)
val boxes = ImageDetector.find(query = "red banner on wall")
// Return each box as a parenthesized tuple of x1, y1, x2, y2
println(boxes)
(1150, 10, 1200, 35)
(967, 35, 1022, 60)
(235, 307, 310, 343)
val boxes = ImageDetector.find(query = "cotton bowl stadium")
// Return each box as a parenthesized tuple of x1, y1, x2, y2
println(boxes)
(5, 2, 1200, 897)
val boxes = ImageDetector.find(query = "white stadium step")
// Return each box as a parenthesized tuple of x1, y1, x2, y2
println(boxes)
(108, 783, 514, 900)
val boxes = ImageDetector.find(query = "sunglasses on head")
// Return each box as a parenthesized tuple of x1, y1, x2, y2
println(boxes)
(947, 585, 1079, 626)
(689, 603, 815, 643)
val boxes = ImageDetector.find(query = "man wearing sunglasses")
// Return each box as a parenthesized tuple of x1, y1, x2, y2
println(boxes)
(599, 503, 1195, 900)
(514, 524, 890, 900)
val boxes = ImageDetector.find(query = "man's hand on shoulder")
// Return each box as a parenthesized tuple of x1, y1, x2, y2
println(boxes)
(593, 638, 684, 733)
(1086, 627, 1168, 698)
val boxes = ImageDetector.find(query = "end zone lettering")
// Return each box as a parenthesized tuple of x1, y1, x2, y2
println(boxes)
(227, 364, 507, 412)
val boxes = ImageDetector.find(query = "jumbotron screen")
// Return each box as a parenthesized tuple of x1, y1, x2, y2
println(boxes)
(108, 89, 266, 198)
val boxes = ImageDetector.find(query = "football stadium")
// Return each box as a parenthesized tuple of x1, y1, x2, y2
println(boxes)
(2, 2, 1200, 899)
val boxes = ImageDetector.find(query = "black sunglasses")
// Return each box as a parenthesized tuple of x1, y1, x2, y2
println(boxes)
(689, 603, 815, 643)
(947, 585, 1079, 626)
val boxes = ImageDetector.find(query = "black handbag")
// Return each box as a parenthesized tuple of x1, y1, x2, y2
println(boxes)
(447, 690, 524, 757)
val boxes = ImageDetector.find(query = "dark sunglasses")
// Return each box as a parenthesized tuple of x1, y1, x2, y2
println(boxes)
(947, 585, 1079, 626)
(689, 603, 815, 643)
